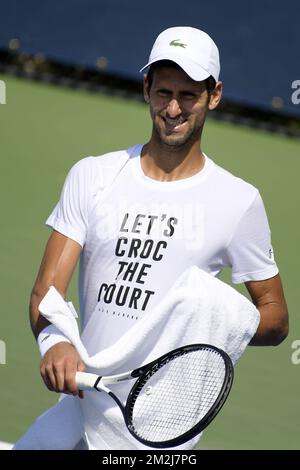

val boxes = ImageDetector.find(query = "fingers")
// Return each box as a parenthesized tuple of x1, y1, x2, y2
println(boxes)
(41, 364, 56, 392)
(77, 359, 86, 399)
(41, 358, 69, 393)
(40, 343, 86, 397)
(41, 359, 83, 396)
(77, 360, 86, 372)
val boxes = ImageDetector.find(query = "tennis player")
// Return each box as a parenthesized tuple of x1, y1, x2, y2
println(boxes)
(14, 26, 288, 450)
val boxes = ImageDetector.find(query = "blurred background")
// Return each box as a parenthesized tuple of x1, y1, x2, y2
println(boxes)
(0, 0, 299, 450)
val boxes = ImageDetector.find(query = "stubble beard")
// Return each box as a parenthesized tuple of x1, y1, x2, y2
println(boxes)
(153, 116, 204, 150)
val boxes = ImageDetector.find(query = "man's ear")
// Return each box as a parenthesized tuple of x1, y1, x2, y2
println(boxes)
(143, 74, 150, 103)
(208, 81, 222, 111)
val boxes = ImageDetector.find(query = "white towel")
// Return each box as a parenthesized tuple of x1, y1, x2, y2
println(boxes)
(38, 266, 260, 449)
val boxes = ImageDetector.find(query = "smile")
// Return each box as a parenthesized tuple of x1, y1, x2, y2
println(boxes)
(162, 116, 188, 133)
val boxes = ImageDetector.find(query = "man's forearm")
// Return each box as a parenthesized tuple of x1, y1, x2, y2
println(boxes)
(29, 232, 82, 338)
(249, 301, 289, 346)
(29, 287, 51, 339)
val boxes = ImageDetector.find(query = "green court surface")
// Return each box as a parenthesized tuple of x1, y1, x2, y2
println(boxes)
(0, 75, 299, 449)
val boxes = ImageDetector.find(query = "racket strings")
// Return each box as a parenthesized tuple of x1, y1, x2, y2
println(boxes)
(129, 348, 227, 442)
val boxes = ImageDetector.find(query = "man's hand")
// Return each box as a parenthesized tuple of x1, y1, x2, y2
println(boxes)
(40, 342, 86, 398)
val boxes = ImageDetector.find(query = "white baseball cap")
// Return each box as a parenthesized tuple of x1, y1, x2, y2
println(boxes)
(140, 26, 220, 82)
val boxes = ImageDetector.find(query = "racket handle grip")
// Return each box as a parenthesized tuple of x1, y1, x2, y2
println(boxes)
(76, 371, 99, 390)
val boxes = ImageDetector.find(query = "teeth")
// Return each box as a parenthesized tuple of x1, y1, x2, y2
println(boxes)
(165, 118, 185, 127)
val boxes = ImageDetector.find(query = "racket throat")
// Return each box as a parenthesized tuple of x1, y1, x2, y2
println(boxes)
(95, 371, 135, 392)
(94, 377, 110, 393)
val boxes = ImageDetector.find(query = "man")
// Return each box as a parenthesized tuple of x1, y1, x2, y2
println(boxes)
(16, 26, 288, 449)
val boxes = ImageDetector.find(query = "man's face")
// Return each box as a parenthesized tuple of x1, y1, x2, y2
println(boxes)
(144, 66, 216, 148)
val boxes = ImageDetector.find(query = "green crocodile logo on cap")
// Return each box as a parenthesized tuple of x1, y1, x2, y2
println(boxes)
(169, 39, 187, 48)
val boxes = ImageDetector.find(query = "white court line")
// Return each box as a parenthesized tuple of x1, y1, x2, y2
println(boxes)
(0, 441, 13, 450)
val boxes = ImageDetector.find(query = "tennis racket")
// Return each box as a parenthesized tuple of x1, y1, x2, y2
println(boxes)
(75, 343, 233, 448)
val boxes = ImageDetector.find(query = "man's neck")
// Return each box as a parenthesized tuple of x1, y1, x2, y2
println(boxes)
(140, 138, 205, 182)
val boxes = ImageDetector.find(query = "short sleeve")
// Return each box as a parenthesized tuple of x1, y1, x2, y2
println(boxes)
(46, 157, 94, 247)
(227, 192, 279, 284)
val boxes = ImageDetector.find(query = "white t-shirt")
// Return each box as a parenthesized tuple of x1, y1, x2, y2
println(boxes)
(46, 144, 278, 352)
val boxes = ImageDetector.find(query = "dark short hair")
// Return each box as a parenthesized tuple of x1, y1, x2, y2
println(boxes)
(146, 60, 216, 94)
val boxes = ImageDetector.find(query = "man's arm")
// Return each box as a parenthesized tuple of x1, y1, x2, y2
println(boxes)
(30, 230, 85, 396)
(245, 274, 289, 346)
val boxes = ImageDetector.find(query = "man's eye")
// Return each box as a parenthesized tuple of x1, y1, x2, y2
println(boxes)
(182, 93, 196, 99)
(157, 90, 170, 96)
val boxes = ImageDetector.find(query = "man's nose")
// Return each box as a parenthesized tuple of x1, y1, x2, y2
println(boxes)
(166, 98, 182, 117)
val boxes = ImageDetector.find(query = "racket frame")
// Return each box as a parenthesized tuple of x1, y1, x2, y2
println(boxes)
(124, 344, 234, 448)
(76, 343, 234, 448)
